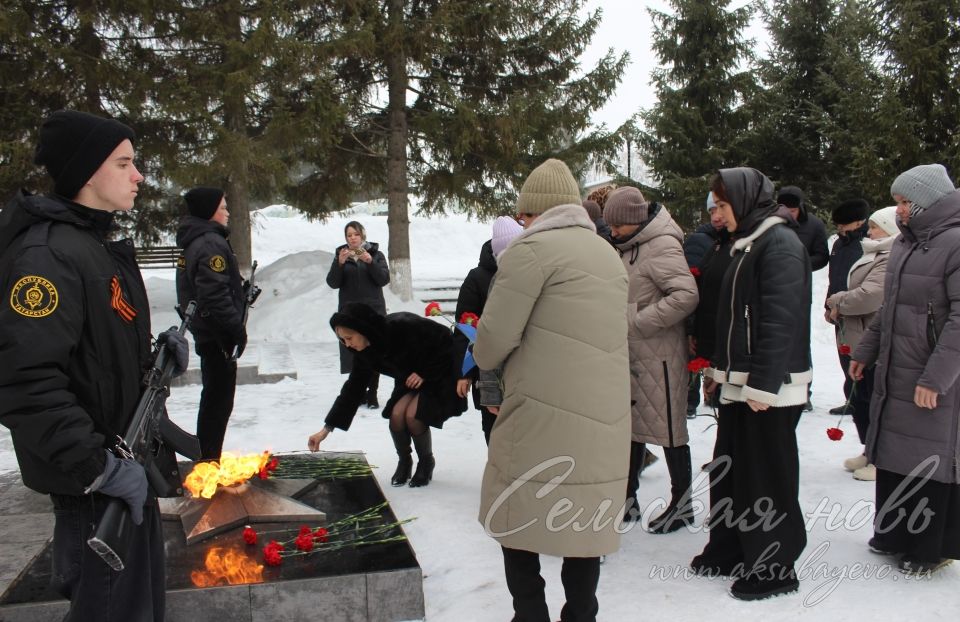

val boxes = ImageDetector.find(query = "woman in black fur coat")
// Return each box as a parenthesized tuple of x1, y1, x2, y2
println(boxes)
(307, 302, 466, 487)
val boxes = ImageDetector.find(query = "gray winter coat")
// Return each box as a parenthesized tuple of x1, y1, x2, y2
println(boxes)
(854, 190, 960, 484)
(611, 207, 698, 446)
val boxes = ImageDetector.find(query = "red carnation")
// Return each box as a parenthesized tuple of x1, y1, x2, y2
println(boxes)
(263, 540, 284, 566)
(313, 527, 329, 543)
(838, 344, 852, 356)
(295, 533, 315, 552)
(826, 427, 844, 441)
(690, 267, 702, 278)
(687, 357, 711, 373)
(258, 467, 269, 480)
(299, 525, 312, 536)
(424, 301, 442, 317)
(266, 456, 279, 472)
(242, 525, 257, 545)
(459, 312, 480, 327)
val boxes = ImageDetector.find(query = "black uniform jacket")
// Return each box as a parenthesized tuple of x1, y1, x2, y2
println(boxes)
(0, 192, 152, 494)
(176, 216, 244, 349)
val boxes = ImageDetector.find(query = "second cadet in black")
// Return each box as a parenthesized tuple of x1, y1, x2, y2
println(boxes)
(176, 187, 245, 460)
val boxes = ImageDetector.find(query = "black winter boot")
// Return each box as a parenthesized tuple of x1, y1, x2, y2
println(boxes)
(623, 442, 645, 522)
(366, 375, 380, 408)
(647, 444, 694, 534)
(390, 428, 413, 486)
(409, 429, 435, 487)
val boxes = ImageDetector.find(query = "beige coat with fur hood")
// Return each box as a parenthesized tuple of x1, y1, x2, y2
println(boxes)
(474, 204, 631, 557)
(611, 206, 698, 446)
(827, 234, 896, 351)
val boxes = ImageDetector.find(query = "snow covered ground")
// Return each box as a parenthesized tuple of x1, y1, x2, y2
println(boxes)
(2, 206, 957, 619)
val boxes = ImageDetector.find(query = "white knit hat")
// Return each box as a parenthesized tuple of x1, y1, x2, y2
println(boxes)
(491, 215, 523, 258)
(869, 206, 899, 237)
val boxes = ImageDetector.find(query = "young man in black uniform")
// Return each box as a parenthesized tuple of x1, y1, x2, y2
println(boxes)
(175, 187, 245, 460)
(0, 110, 175, 620)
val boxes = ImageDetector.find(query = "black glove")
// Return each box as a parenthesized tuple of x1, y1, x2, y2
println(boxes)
(231, 325, 248, 358)
(158, 328, 189, 377)
(87, 451, 148, 525)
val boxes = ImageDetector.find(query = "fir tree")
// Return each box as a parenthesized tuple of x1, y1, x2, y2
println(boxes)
(637, 0, 756, 231)
(741, 0, 893, 212)
(0, 2, 149, 204)
(742, 0, 836, 198)
(302, 0, 628, 300)
(874, 0, 960, 179)
(130, 0, 363, 269)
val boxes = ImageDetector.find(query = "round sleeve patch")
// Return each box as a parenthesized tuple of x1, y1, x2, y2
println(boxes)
(209, 255, 226, 272)
(10, 275, 59, 318)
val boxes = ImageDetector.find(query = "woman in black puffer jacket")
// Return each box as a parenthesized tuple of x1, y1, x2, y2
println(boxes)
(690, 167, 812, 602)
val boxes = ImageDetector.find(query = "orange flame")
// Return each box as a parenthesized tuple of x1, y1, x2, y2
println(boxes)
(191, 545, 264, 587)
(184, 451, 271, 499)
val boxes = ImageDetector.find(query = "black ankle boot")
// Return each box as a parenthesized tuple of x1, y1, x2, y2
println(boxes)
(366, 389, 379, 409)
(409, 429, 435, 487)
(647, 444, 694, 534)
(623, 442, 645, 522)
(390, 429, 413, 486)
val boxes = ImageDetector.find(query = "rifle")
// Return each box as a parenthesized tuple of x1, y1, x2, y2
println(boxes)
(231, 259, 262, 361)
(87, 301, 202, 571)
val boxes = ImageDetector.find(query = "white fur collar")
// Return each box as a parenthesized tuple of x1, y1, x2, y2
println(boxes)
(731, 216, 786, 254)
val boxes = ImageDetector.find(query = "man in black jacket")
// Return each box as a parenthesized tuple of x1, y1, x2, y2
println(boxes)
(825, 199, 869, 414)
(176, 187, 246, 460)
(777, 185, 829, 271)
(0, 110, 168, 620)
(777, 185, 828, 411)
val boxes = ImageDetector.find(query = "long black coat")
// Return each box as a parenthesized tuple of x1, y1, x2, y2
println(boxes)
(0, 192, 153, 495)
(795, 208, 830, 271)
(326, 242, 389, 373)
(826, 223, 867, 300)
(690, 229, 733, 362)
(453, 240, 496, 388)
(325, 309, 466, 430)
(175, 216, 245, 349)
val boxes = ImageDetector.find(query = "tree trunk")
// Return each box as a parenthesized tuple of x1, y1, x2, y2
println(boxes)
(75, 1, 104, 114)
(385, 0, 413, 301)
(222, 2, 252, 272)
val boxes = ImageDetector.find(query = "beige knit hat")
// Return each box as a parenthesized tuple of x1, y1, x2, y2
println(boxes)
(516, 158, 581, 215)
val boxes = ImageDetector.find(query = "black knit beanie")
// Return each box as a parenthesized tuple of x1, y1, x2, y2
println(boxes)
(184, 187, 225, 220)
(33, 110, 136, 199)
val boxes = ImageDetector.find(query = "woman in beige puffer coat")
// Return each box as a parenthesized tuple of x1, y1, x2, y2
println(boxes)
(474, 158, 631, 622)
(604, 187, 699, 534)
(826, 206, 899, 479)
